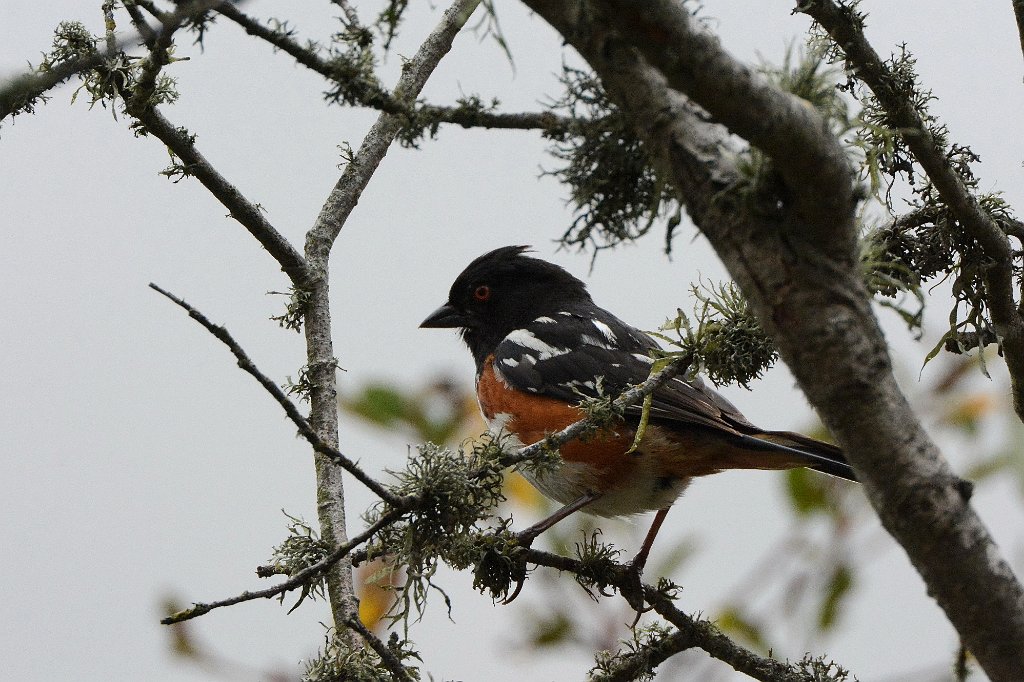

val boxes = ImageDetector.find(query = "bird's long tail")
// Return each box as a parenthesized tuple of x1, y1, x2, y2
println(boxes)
(736, 430, 857, 482)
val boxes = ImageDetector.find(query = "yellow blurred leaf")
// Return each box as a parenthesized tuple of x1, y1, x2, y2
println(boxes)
(941, 393, 995, 432)
(503, 470, 546, 511)
(357, 558, 400, 632)
(716, 606, 768, 652)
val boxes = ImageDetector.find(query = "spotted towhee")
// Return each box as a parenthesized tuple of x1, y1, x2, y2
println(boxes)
(422, 246, 855, 571)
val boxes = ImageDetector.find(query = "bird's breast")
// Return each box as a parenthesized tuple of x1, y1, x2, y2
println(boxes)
(475, 356, 691, 516)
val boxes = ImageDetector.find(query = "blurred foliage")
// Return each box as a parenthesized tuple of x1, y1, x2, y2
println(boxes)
(340, 376, 476, 445)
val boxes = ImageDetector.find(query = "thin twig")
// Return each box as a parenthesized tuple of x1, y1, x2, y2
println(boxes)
(329, 0, 362, 28)
(0, 0, 225, 122)
(148, 283, 401, 505)
(101, 2, 119, 55)
(345, 615, 416, 682)
(123, 1, 159, 46)
(161, 507, 404, 624)
(130, 109, 311, 284)
(215, 3, 569, 135)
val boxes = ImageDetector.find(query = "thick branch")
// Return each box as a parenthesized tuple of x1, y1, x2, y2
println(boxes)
(521, 1, 1024, 679)
(1014, 0, 1024, 70)
(599, 0, 857, 253)
(799, 0, 1024, 420)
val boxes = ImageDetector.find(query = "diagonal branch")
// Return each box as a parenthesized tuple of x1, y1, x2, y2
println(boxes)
(523, 548, 842, 682)
(344, 614, 416, 682)
(148, 283, 400, 505)
(130, 107, 312, 284)
(521, 1, 1024, 680)
(161, 506, 404, 624)
(499, 354, 689, 469)
(798, 0, 1024, 421)
(594, 0, 856, 250)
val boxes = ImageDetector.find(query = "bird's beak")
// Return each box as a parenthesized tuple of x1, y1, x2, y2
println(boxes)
(420, 302, 466, 328)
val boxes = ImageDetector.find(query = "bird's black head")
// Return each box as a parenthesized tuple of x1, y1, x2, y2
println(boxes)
(421, 246, 591, 363)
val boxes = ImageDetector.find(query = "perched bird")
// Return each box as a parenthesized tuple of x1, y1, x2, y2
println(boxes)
(421, 246, 855, 572)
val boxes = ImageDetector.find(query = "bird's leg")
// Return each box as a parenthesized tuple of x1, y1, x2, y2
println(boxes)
(631, 506, 670, 575)
(501, 491, 601, 604)
(514, 491, 601, 548)
(624, 506, 671, 617)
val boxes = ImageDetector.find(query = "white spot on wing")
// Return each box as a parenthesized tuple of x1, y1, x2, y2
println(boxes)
(633, 353, 655, 364)
(534, 316, 556, 324)
(491, 363, 514, 387)
(501, 357, 520, 368)
(504, 328, 569, 360)
(580, 333, 609, 348)
(561, 379, 597, 391)
(592, 320, 618, 344)
(558, 311, 574, 317)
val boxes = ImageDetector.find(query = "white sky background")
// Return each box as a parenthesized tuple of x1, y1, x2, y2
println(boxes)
(2, 2, 1023, 680)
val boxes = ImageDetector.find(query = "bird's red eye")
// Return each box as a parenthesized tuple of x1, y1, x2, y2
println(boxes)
(473, 285, 491, 301)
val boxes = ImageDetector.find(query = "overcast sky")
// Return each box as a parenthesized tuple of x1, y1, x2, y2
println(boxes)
(2, 2, 1023, 680)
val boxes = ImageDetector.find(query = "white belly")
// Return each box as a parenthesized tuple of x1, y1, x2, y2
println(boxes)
(488, 412, 691, 517)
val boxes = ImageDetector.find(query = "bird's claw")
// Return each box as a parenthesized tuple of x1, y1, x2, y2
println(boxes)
(498, 528, 539, 605)
(621, 557, 650, 620)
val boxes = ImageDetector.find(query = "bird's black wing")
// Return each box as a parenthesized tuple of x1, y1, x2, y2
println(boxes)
(492, 308, 856, 481)
(491, 308, 753, 435)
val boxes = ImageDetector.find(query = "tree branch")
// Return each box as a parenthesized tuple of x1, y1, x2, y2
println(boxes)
(521, 1, 1024, 679)
(588, 629, 695, 682)
(161, 507, 404, 625)
(500, 354, 689, 469)
(798, 0, 1024, 421)
(0, 0, 226, 122)
(129, 107, 312, 285)
(300, 0, 482, 635)
(215, 3, 570, 135)
(524, 548, 846, 682)
(1014, 0, 1024, 72)
(344, 615, 416, 682)
(148, 283, 401, 505)
(600, 0, 857, 253)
